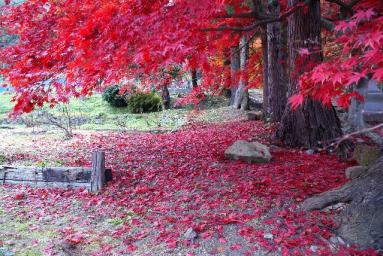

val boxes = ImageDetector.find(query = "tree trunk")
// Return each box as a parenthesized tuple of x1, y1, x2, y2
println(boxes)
(262, 27, 271, 117)
(234, 35, 250, 110)
(161, 84, 171, 110)
(267, 0, 287, 122)
(230, 46, 240, 106)
(302, 155, 383, 250)
(275, 0, 342, 148)
(191, 68, 198, 88)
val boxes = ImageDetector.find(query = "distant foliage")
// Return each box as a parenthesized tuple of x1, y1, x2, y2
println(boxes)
(102, 86, 128, 108)
(128, 93, 162, 113)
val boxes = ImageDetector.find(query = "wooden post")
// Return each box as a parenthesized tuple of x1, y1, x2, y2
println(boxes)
(91, 151, 106, 192)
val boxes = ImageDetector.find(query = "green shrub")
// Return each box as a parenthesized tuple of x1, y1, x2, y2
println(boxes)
(102, 86, 128, 108)
(0, 154, 6, 165)
(128, 93, 162, 113)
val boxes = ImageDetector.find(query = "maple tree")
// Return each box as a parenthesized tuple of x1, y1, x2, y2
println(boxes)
(296, 4, 383, 107)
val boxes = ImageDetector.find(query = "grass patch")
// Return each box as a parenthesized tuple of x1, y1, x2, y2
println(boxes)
(16, 249, 43, 256)
(0, 93, 13, 119)
(107, 218, 125, 226)
(0, 155, 6, 165)
(15, 222, 30, 233)
(0, 92, 239, 132)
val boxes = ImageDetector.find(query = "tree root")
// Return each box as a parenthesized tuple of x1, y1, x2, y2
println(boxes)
(301, 156, 383, 249)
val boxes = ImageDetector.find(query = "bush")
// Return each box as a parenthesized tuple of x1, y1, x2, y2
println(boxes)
(128, 93, 162, 113)
(102, 86, 128, 107)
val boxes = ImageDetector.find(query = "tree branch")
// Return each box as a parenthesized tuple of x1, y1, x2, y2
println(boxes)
(203, 18, 279, 32)
(348, 0, 362, 7)
(216, 12, 256, 18)
(325, 0, 351, 11)
(324, 123, 383, 150)
(321, 17, 335, 31)
(203, 0, 312, 33)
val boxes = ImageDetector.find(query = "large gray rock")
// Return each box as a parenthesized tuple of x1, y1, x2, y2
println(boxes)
(225, 140, 272, 163)
(345, 166, 368, 180)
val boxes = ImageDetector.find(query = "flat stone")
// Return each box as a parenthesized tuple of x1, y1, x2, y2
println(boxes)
(263, 233, 273, 239)
(330, 236, 338, 244)
(305, 149, 315, 155)
(337, 236, 346, 245)
(310, 245, 318, 252)
(345, 166, 368, 180)
(225, 140, 272, 163)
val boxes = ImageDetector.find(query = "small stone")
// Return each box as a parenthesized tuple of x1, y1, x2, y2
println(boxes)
(263, 233, 273, 239)
(356, 138, 365, 143)
(43, 216, 53, 222)
(345, 166, 368, 180)
(310, 245, 318, 252)
(95, 119, 103, 125)
(324, 203, 347, 212)
(337, 236, 346, 245)
(4, 240, 15, 246)
(305, 149, 315, 155)
(183, 228, 198, 241)
(330, 236, 338, 244)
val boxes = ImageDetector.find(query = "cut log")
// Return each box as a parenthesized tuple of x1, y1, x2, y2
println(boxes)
(301, 155, 383, 249)
(0, 152, 110, 191)
(0, 166, 112, 190)
(3, 179, 92, 190)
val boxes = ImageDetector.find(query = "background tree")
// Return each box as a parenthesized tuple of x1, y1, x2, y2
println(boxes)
(267, 0, 287, 121)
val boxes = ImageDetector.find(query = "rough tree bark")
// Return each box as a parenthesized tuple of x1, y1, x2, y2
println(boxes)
(233, 35, 250, 110)
(267, 0, 287, 122)
(275, 0, 342, 148)
(161, 84, 171, 110)
(191, 68, 198, 88)
(223, 56, 232, 100)
(229, 45, 240, 106)
(302, 155, 383, 249)
(261, 27, 271, 117)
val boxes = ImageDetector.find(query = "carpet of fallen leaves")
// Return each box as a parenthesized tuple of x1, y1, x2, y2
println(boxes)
(0, 120, 379, 255)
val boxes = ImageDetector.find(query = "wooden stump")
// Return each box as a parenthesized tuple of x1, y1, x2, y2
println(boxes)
(91, 151, 106, 192)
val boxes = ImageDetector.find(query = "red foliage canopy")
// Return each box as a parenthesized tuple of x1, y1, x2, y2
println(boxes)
(0, 0, 382, 112)
(296, 3, 383, 108)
